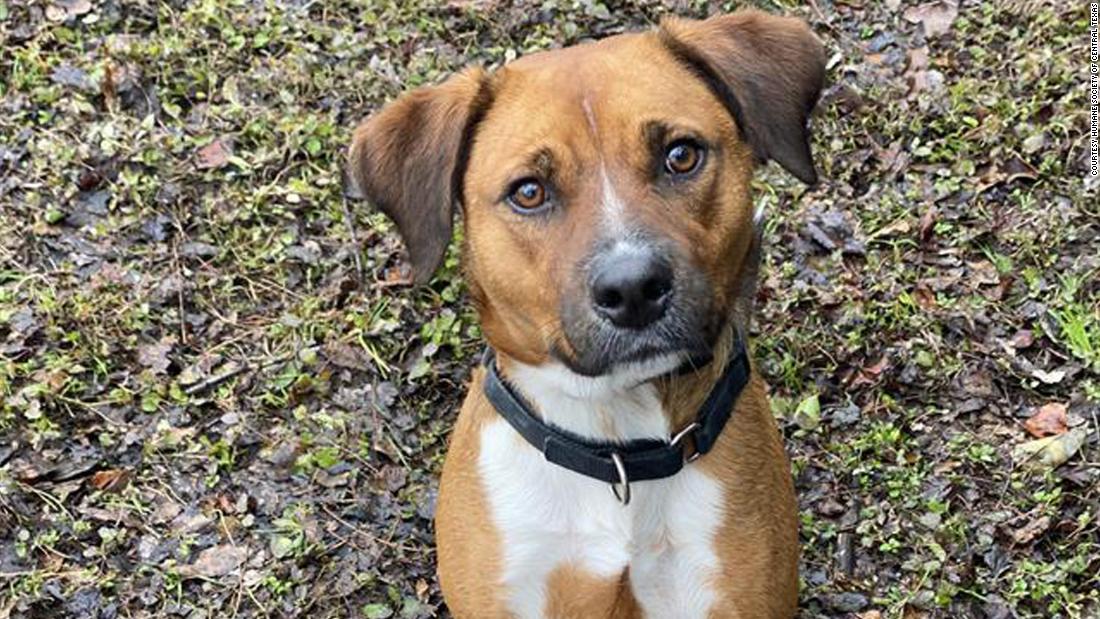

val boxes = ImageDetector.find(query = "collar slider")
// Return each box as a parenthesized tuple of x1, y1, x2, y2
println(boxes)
(670, 421, 702, 463)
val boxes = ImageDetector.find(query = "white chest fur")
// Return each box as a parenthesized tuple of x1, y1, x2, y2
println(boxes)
(477, 357, 726, 619)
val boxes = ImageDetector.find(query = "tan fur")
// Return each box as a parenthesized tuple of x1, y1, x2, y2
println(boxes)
(543, 564, 640, 619)
(434, 368, 508, 617)
(350, 8, 824, 618)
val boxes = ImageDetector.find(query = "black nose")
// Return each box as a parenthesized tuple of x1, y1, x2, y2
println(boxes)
(591, 250, 674, 329)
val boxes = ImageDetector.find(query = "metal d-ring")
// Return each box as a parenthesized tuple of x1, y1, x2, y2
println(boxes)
(610, 452, 630, 506)
(670, 421, 702, 463)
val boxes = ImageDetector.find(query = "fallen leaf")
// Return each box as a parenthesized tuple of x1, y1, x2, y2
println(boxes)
(46, 0, 92, 22)
(977, 156, 1039, 193)
(1010, 330, 1034, 349)
(1012, 428, 1087, 471)
(178, 544, 247, 578)
(137, 337, 176, 374)
(793, 394, 821, 430)
(362, 604, 394, 619)
(89, 469, 130, 492)
(919, 205, 938, 244)
(869, 217, 911, 238)
(907, 46, 930, 72)
(270, 534, 298, 559)
(152, 500, 183, 524)
(196, 138, 232, 170)
(381, 464, 408, 491)
(903, 1, 959, 37)
(1024, 403, 1068, 438)
(50, 64, 95, 92)
(446, 0, 498, 9)
(1031, 367, 1066, 385)
(904, 47, 943, 100)
(913, 282, 937, 309)
(323, 341, 371, 371)
(1011, 515, 1052, 545)
(1022, 133, 1047, 154)
(874, 140, 911, 178)
(851, 356, 891, 387)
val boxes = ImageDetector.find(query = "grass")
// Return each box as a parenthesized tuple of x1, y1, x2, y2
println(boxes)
(1, 0, 1098, 618)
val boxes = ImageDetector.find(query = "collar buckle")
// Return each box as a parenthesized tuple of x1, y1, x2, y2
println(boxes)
(670, 421, 703, 463)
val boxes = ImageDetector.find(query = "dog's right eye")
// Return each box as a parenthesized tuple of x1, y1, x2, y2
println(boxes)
(664, 140, 704, 176)
(507, 179, 548, 212)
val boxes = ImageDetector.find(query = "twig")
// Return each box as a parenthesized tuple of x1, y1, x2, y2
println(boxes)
(183, 352, 293, 396)
(319, 503, 414, 552)
(183, 362, 250, 396)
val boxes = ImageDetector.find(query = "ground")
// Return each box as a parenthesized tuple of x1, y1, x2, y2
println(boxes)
(1, 0, 1098, 617)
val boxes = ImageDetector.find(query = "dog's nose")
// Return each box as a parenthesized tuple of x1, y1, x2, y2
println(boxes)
(591, 250, 674, 329)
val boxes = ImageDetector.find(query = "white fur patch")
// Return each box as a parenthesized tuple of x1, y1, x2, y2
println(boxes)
(600, 166, 629, 237)
(478, 359, 725, 618)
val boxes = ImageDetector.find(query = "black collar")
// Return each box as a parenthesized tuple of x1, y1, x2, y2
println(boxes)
(481, 338, 750, 504)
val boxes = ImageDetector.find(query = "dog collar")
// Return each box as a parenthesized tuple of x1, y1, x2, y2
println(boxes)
(481, 339, 750, 505)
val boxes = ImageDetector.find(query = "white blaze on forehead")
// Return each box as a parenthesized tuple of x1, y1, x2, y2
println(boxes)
(600, 166, 628, 235)
(582, 94, 631, 237)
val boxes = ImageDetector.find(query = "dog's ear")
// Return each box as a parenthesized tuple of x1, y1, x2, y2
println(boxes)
(348, 68, 490, 284)
(659, 10, 826, 184)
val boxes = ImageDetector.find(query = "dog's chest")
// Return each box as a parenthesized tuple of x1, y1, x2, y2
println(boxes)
(477, 381, 726, 619)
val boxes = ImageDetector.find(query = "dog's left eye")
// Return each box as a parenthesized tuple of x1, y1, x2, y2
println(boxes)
(664, 140, 704, 175)
(507, 179, 548, 212)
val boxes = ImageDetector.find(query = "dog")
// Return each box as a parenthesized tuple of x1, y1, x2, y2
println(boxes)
(348, 9, 825, 618)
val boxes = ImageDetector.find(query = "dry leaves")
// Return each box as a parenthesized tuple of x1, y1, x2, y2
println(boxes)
(1024, 403, 1068, 438)
(196, 138, 233, 170)
(919, 205, 938, 244)
(177, 544, 247, 579)
(976, 156, 1039, 193)
(1011, 515, 1052, 545)
(46, 0, 92, 22)
(1013, 428, 1088, 471)
(445, 0, 500, 9)
(1030, 367, 1066, 385)
(903, 1, 959, 37)
(1009, 329, 1034, 350)
(89, 469, 131, 492)
(905, 46, 945, 99)
(137, 336, 176, 374)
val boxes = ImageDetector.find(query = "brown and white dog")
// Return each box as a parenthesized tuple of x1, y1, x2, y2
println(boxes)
(349, 9, 825, 618)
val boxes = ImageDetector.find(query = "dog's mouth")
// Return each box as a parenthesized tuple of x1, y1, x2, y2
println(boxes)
(551, 341, 684, 379)
(552, 312, 720, 379)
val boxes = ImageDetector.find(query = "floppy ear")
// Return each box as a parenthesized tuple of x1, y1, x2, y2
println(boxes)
(659, 10, 826, 184)
(348, 68, 491, 284)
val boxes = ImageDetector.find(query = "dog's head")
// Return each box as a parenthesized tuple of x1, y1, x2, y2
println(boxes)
(350, 10, 824, 379)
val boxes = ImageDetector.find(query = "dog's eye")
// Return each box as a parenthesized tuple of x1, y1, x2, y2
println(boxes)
(664, 140, 704, 175)
(508, 179, 547, 212)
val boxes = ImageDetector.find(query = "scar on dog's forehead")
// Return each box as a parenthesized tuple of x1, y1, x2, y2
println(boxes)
(581, 96, 599, 143)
